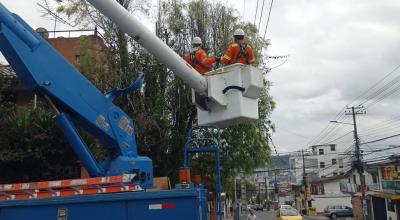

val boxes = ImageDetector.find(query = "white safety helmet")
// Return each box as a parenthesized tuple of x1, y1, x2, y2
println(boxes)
(192, 37, 202, 45)
(233, 28, 245, 37)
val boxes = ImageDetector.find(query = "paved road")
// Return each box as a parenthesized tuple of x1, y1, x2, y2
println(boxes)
(251, 210, 316, 220)
(250, 210, 353, 220)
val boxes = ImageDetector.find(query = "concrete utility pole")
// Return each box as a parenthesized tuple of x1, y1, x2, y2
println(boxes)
(274, 170, 278, 201)
(346, 105, 367, 219)
(265, 176, 268, 202)
(258, 182, 261, 204)
(302, 149, 307, 214)
(234, 177, 237, 202)
(241, 174, 246, 203)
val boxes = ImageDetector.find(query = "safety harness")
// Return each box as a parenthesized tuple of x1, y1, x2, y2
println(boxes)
(234, 43, 250, 65)
(190, 50, 209, 70)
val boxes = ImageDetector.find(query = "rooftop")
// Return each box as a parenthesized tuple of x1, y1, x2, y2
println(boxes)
(0, 65, 17, 80)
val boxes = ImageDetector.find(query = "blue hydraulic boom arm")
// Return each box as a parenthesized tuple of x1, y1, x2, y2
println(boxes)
(0, 3, 153, 187)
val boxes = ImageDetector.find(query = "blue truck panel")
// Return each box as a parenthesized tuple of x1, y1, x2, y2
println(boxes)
(0, 189, 208, 220)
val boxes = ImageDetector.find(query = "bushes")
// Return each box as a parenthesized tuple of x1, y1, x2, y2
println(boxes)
(0, 105, 80, 183)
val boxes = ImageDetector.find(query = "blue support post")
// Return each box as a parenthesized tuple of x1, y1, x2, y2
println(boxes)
(215, 132, 223, 219)
(184, 126, 224, 220)
(0, 3, 153, 187)
(56, 113, 104, 177)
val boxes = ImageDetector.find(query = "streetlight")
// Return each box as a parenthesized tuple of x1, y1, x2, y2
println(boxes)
(329, 120, 354, 126)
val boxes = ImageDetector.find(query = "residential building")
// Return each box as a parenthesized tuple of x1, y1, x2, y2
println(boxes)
(285, 145, 353, 213)
(289, 144, 352, 185)
(310, 172, 353, 212)
(311, 144, 352, 178)
(344, 157, 400, 220)
(0, 28, 107, 107)
(247, 146, 353, 211)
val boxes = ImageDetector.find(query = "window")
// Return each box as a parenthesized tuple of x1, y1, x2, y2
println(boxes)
(372, 173, 378, 184)
(330, 145, 336, 151)
(76, 55, 81, 64)
(340, 172, 344, 175)
(321, 176, 326, 178)
(353, 174, 357, 184)
(320, 162, 325, 168)
(333, 172, 338, 176)
(319, 149, 324, 155)
(332, 159, 337, 165)
(334, 205, 343, 209)
(338, 159, 344, 168)
(290, 159, 296, 169)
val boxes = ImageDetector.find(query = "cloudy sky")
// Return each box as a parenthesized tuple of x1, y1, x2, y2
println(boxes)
(233, 0, 400, 157)
(2, 0, 400, 158)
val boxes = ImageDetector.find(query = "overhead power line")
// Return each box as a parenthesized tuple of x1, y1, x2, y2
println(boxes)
(258, 0, 266, 31)
(361, 133, 400, 145)
(305, 63, 400, 151)
(349, 63, 400, 107)
(254, 0, 260, 25)
(322, 130, 354, 145)
(242, 0, 246, 22)
(263, 0, 274, 39)
(255, 160, 353, 173)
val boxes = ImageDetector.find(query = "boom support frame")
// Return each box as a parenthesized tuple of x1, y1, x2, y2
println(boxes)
(0, 3, 152, 188)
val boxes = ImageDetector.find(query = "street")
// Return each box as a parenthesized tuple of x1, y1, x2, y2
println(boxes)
(250, 210, 353, 220)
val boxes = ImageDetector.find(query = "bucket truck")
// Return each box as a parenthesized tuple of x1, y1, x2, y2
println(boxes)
(0, 0, 264, 219)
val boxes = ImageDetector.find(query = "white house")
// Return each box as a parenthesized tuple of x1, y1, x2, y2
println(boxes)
(289, 145, 352, 185)
(310, 173, 353, 212)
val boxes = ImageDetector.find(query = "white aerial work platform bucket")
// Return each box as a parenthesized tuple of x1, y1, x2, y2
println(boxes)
(194, 64, 264, 127)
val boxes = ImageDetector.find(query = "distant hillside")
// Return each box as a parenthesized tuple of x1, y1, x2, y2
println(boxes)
(270, 155, 290, 169)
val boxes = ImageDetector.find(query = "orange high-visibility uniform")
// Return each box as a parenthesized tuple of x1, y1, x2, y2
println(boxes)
(221, 40, 255, 65)
(185, 48, 216, 74)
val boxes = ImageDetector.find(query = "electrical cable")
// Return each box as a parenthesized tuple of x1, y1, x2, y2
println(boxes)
(263, 0, 274, 39)
(349, 63, 400, 107)
(254, 0, 260, 25)
(360, 133, 400, 145)
(257, 0, 266, 31)
(320, 130, 354, 145)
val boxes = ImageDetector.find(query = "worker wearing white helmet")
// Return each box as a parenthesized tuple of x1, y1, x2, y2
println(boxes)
(221, 28, 255, 65)
(185, 37, 219, 74)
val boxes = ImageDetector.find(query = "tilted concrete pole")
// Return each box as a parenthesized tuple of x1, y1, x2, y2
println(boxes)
(86, 0, 207, 93)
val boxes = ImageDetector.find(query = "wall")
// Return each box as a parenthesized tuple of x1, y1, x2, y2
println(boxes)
(324, 180, 343, 194)
(48, 35, 105, 66)
(311, 195, 352, 212)
(386, 199, 397, 220)
(387, 211, 396, 220)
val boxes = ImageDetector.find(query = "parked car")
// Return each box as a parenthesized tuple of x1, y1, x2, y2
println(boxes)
(279, 204, 293, 209)
(246, 204, 256, 210)
(276, 208, 303, 220)
(323, 205, 353, 219)
(254, 204, 264, 211)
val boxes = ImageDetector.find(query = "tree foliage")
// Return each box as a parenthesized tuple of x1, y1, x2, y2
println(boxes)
(0, 0, 275, 198)
(0, 104, 81, 183)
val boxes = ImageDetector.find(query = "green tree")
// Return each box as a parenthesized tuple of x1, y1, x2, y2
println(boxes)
(0, 0, 275, 199)
(0, 104, 81, 184)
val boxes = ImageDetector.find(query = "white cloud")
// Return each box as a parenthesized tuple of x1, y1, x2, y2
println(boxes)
(2, 0, 400, 155)
(261, 0, 400, 152)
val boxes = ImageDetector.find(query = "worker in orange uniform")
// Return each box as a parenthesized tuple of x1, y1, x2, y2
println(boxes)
(185, 37, 219, 75)
(221, 29, 255, 65)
